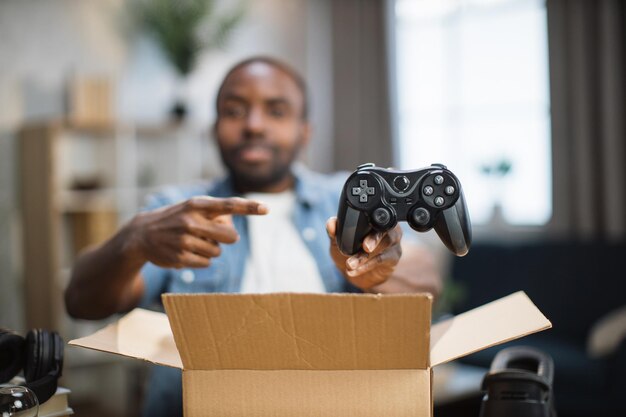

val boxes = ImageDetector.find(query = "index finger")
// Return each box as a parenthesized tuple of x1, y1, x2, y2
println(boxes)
(187, 196, 269, 218)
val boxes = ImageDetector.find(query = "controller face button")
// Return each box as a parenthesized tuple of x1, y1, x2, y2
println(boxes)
(372, 207, 392, 227)
(393, 175, 410, 192)
(445, 185, 455, 195)
(412, 208, 431, 226)
(423, 186, 434, 196)
(435, 196, 445, 206)
(434, 175, 444, 185)
(352, 187, 362, 196)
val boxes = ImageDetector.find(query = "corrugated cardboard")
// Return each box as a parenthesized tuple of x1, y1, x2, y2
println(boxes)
(69, 291, 551, 416)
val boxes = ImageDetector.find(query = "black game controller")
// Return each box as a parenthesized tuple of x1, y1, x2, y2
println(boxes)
(336, 163, 471, 256)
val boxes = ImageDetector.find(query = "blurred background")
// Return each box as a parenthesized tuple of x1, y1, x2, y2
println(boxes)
(0, 0, 625, 416)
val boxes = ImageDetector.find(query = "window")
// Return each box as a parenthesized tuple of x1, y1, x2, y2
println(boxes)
(393, 0, 551, 225)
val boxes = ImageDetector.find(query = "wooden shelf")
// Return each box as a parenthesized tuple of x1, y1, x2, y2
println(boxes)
(19, 119, 211, 332)
(59, 189, 119, 212)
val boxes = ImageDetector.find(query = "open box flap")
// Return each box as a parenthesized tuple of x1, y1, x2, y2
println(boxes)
(68, 308, 182, 369)
(430, 291, 552, 367)
(162, 292, 432, 371)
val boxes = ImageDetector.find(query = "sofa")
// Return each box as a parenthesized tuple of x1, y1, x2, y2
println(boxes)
(449, 239, 626, 417)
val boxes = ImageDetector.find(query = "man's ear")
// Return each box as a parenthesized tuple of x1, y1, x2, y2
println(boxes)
(300, 122, 312, 147)
(211, 121, 218, 140)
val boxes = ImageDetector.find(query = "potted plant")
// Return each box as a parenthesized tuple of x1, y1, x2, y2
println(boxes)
(480, 157, 513, 223)
(130, 0, 246, 122)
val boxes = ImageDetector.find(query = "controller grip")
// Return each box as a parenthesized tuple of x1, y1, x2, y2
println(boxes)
(433, 190, 472, 256)
(336, 198, 372, 256)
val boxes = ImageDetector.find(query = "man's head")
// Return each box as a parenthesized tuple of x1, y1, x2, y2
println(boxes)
(214, 56, 311, 193)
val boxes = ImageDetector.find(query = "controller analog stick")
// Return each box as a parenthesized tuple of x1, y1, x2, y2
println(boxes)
(372, 207, 392, 228)
(412, 207, 430, 226)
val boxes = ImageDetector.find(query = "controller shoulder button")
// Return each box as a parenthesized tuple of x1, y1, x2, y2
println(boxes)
(358, 163, 376, 170)
(431, 163, 447, 169)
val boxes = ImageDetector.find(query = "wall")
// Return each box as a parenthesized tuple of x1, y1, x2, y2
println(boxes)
(0, 1, 335, 413)
(0, 0, 335, 327)
(0, 0, 123, 332)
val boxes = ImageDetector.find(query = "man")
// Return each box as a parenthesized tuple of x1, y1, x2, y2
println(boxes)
(64, 56, 441, 416)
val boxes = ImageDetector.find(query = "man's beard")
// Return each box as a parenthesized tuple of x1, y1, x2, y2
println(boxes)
(220, 141, 302, 192)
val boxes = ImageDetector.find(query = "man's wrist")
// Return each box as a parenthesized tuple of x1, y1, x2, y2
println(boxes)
(117, 215, 148, 267)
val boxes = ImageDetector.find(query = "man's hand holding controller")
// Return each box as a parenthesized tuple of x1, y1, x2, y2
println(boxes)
(328, 162, 472, 293)
(326, 218, 403, 291)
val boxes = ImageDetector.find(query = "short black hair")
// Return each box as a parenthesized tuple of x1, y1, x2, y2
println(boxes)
(215, 56, 309, 120)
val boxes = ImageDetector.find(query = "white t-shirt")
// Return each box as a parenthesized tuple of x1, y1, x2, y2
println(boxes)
(240, 190, 326, 293)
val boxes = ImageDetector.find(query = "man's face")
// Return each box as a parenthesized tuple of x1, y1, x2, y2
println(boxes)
(215, 62, 310, 192)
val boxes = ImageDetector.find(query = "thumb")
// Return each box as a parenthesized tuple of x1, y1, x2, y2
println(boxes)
(326, 217, 337, 239)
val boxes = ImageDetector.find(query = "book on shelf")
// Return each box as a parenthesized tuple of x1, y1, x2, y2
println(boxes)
(38, 385, 73, 417)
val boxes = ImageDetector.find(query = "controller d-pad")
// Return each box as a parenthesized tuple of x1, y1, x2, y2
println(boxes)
(352, 179, 375, 203)
(360, 180, 375, 194)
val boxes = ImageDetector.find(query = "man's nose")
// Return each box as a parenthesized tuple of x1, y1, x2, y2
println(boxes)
(244, 108, 265, 137)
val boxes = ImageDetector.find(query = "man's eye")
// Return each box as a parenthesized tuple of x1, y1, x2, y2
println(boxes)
(223, 106, 246, 118)
(268, 107, 286, 118)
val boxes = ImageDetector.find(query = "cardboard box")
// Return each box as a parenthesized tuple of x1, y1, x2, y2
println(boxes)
(69, 291, 550, 416)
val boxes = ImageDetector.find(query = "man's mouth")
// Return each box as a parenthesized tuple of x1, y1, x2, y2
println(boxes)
(236, 145, 274, 164)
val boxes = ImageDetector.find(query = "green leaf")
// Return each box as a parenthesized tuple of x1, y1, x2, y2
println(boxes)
(129, 0, 246, 75)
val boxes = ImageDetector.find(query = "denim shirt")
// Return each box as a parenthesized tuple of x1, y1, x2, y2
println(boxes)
(139, 165, 354, 417)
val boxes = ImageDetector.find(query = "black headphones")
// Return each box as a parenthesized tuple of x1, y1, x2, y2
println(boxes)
(480, 346, 556, 417)
(0, 328, 64, 404)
